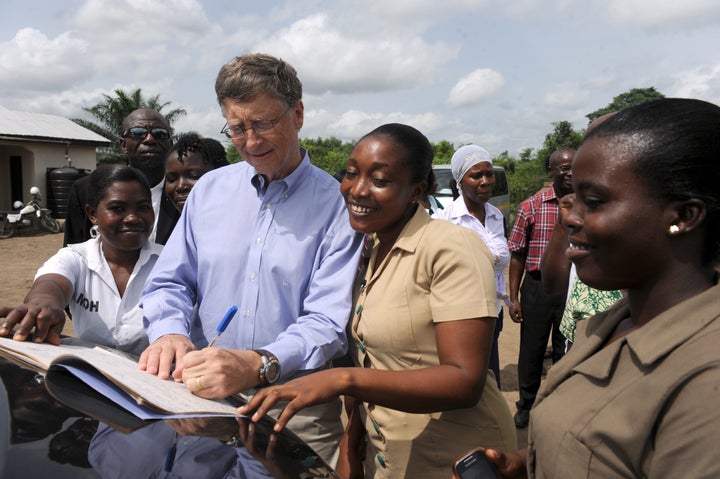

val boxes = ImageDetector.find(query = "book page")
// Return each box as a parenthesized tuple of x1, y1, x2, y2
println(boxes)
(0, 337, 241, 416)
(58, 364, 238, 419)
(0, 336, 96, 372)
(51, 348, 240, 415)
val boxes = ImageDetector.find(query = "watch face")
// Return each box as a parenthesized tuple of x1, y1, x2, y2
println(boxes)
(266, 360, 281, 383)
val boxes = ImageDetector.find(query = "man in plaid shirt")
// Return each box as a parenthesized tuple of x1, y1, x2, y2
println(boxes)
(507, 147, 575, 428)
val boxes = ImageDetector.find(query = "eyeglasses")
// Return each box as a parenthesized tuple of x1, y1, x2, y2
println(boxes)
(221, 105, 292, 140)
(123, 127, 172, 140)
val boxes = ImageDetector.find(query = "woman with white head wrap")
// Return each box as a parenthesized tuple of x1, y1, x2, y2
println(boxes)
(433, 144, 509, 388)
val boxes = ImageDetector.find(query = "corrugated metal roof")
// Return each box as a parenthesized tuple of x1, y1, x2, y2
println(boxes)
(0, 105, 111, 145)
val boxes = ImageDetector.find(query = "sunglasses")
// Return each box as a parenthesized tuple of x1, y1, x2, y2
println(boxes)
(123, 127, 171, 140)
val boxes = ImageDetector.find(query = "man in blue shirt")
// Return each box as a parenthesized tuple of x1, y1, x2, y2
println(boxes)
(139, 53, 363, 465)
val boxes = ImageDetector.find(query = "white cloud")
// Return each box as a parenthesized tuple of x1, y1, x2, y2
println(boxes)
(303, 108, 444, 142)
(2, 0, 720, 158)
(17, 87, 108, 117)
(0, 28, 90, 91)
(172, 105, 227, 142)
(255, 13, 459, 95)
(447, 68, 504, 108)
(69, 0, 222, 75)
(308, 0, 483, 35)
(586, 75, 617, 89)
(543, 87, 590, 108)
(448, 132, 505, 153)
(607, 0, 720, 28)
(73, 0, 211, 38)
(671, 64, 720, 104)
(342, 0, 556, 24)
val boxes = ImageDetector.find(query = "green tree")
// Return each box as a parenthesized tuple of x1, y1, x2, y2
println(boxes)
(518, 147, 533, 163)
(301, 136, 355, 176)
(586, 87, 665, 123)
(432, 140, 455, 164)
(494, 150, 516, 174)
(73, 88, 187, 164)
(535, 120, 583, 170)
(501, 121, 583, 214)
(226, 143, 242, 164)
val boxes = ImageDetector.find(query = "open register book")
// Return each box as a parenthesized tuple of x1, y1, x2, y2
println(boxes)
(0, 336, 244, 433)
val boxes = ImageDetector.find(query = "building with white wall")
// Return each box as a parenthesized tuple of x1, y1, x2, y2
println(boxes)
(0, 106, 110, 211)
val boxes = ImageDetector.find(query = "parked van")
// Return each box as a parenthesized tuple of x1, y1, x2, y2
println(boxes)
(432, 164, 511, 232)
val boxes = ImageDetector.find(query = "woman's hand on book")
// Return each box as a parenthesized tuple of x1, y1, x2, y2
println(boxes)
(0, 302, 65, 346)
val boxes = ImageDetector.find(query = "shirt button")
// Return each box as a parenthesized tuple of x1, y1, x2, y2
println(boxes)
(265, 204, 271, 209)
(245, 310, 251, 318)
(250, 273, 256, 280)
(256, 237, 261, 244)
(376, 454, 387, 468)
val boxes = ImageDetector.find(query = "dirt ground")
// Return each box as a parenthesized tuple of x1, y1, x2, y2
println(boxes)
(0, 229, 534, 447)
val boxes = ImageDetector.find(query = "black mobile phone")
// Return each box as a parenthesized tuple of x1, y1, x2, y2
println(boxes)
(453, 449, 500, 479)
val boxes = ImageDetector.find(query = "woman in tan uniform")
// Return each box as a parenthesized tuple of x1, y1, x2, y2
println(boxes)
(240, 123, 516, 478)
(458, 98, 720, 478)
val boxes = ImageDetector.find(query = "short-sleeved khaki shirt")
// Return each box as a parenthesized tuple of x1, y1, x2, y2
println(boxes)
(351, 208, 517, 478)
(529, 279, 720, 478)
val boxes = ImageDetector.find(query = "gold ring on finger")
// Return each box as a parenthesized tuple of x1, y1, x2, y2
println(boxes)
(196, 376, 204, 391)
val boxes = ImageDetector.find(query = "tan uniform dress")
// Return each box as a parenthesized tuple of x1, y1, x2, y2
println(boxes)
(350, 208, 517, 479)
(529, 279, 720, 478)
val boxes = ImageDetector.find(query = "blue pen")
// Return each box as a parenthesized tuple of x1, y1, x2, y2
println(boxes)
(208, 305, 238, 347)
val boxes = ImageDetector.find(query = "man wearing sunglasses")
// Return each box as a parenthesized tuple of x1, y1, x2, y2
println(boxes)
(63, 109, 179, 246)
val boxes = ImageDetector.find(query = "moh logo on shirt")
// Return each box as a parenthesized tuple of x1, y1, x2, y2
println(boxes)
(76, 292, 99, 312)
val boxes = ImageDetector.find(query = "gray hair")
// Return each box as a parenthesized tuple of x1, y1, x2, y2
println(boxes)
(215, 53, 302, 108)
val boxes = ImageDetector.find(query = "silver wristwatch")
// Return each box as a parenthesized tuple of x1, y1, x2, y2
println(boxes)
(254, 349, 280, 386)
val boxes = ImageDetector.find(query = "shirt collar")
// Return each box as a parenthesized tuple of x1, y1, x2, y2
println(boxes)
(391, 206, 432, 254)
(448, 196, 470, 220)
(448, 196, 502, 222)
(72, 237, 162, 272)
(250, 147, 310, 195)
(557, 277, 720, 382)
(364, 207, 429, 289)
(625, 277, 720, 364)
(539, 185, 559, 203)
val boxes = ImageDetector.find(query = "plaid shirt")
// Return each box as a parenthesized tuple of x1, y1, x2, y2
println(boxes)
(507, 186, 559, 272)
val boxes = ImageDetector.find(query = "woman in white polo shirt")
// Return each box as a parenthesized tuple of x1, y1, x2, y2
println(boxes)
(0, 164, 161, 355)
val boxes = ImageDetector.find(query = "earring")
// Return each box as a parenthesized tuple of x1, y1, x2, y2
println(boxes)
(90, 225, 99, 238)
(668, 225, 680, 235)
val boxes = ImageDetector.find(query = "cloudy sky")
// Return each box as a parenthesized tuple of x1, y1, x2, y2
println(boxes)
(2, 0, 720, 156)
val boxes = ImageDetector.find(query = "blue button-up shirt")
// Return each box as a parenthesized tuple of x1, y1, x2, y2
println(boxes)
(142, 151, 362, 379)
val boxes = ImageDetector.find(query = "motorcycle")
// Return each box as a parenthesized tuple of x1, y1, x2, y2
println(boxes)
(0, 187, 61, 239)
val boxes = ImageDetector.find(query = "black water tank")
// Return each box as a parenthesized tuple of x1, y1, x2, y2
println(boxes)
(46, 167, 88, 219)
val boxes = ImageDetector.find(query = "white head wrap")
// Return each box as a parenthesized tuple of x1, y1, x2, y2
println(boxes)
(450, 144, 493, 183)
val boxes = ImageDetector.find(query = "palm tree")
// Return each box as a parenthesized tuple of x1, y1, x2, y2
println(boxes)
(73, 88, 187, 164)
